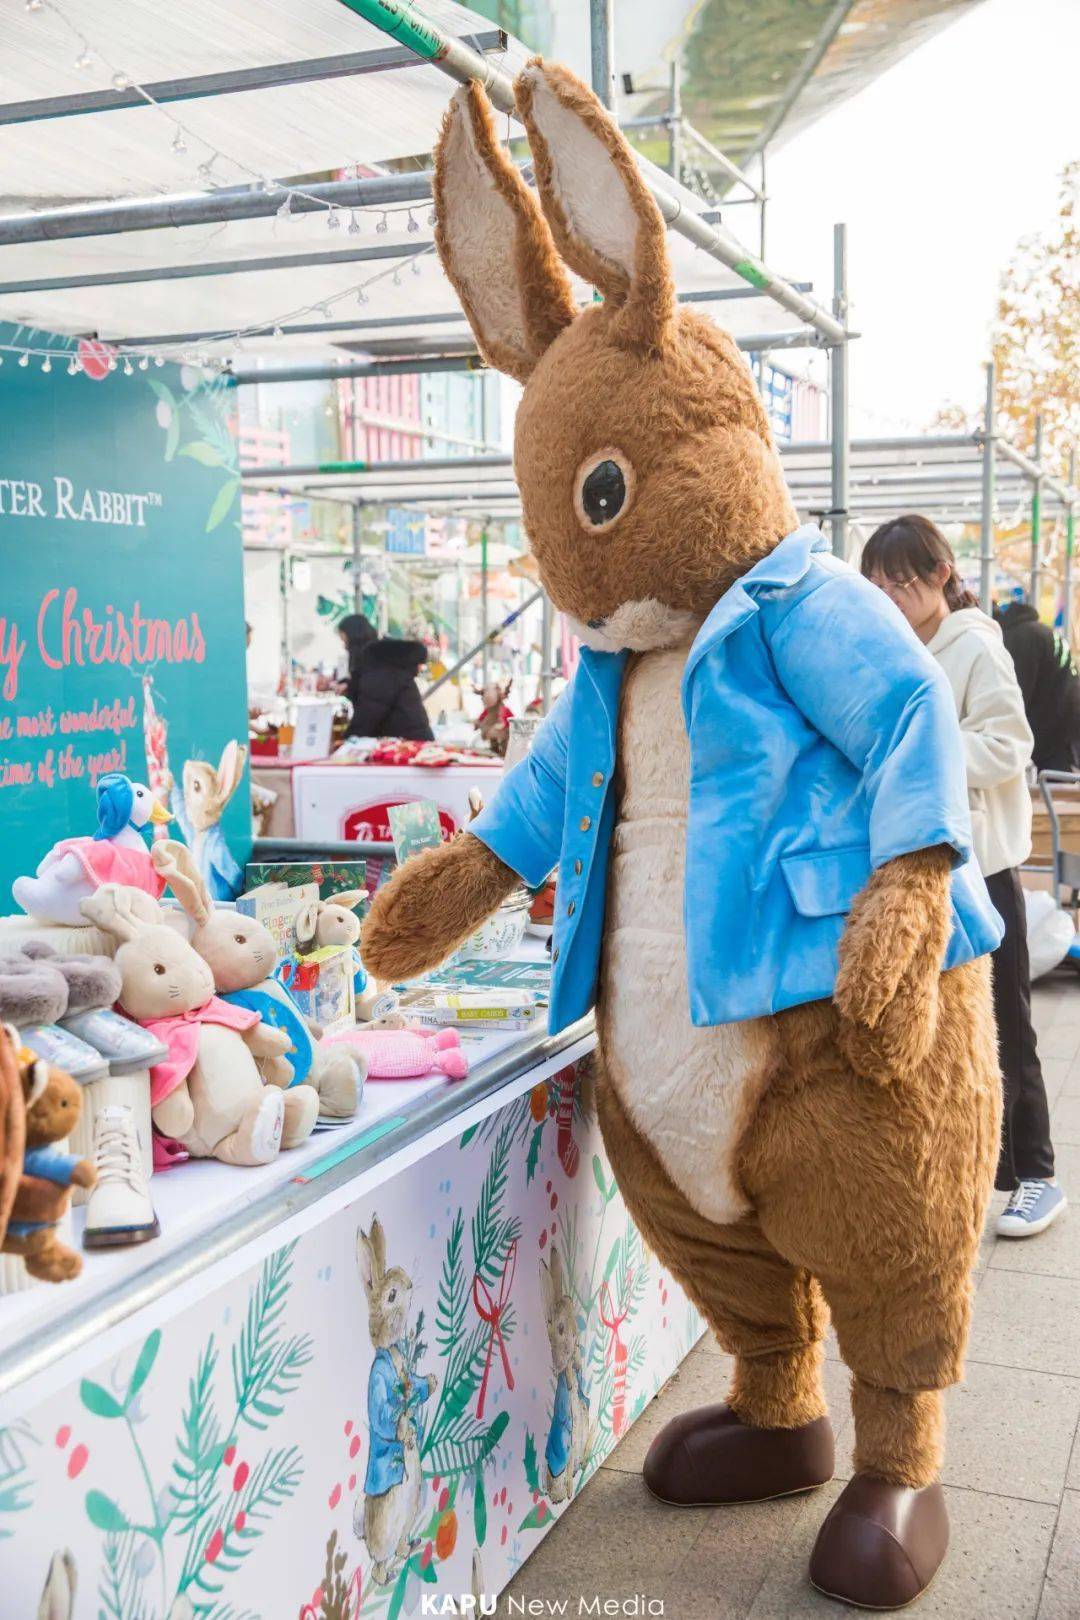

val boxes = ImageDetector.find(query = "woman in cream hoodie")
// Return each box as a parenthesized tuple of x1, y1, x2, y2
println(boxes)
(863, 514, 1065, 1238)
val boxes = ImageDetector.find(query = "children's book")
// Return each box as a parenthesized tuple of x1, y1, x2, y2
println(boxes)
(235, 882, 319, 956)
(244, 860, 368, 904)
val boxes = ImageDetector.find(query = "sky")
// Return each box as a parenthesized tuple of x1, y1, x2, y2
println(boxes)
(763, 0, 1079, 436)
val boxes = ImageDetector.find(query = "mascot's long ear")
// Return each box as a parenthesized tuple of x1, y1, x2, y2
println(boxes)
(515, 59, 674, 353)
(434, 81, 577, 383)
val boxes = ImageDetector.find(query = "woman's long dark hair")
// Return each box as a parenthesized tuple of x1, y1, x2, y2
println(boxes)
(860, 514, 979, 611)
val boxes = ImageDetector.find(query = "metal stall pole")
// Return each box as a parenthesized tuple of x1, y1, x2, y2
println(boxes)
(668, 59, 682, 182)
(279, 548, 295, 703)
(978, 361, 997, 612)
(759, 149, 767, 262)
(351, 504, 365, 613)
(829, 223, 850, 559)
(590, 0, 616, 110)
(1030, 414, 1044, 611)
(480, 528, 490, 685)
(1066, 449, 1077, 646)
(540, 593, 554, 715)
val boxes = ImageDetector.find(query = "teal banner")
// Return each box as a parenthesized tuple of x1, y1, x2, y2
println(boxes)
(0, 325, 250, 904)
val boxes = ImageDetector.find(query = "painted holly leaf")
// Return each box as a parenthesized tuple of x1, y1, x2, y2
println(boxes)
(591, 1156, 607, 1201)
(85, 1489, 130, 1532)
(459, 1123, 479, 1148)
(206, 477, 240, 533)
(126, 1329, 161, 1405)
(523, 1430, 540, 1495)
(602, 1239, 620, 1283)
(525, 1123, 543, 1184)
(80, 1379, 124, 1420)
(473, 1469, 486, 1548)
(179, 441, 225, 467)
(148, 378, 176, 409)
(518, 1500, 551, 1532)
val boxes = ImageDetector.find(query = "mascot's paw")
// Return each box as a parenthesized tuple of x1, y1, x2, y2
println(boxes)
(834, 847, 952, 1080)
(361, 835, 520, 983)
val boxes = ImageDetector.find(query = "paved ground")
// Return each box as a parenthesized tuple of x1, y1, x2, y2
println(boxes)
(504, 976, 1080, 1619)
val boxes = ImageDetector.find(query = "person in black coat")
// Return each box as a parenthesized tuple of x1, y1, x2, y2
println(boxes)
(338, 614, 434, 741)
(995, 599, 1080, 773)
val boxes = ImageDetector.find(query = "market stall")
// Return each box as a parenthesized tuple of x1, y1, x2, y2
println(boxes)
(0, 2, 856, 1614)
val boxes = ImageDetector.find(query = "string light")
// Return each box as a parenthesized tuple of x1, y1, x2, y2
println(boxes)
(41, 356, 52, 373)
(348, 211, 361, 235)
(26, 0, 45, 12)
(171, 129, 187, 155)
(137, 357, 149, 370)
(428, 208, 437, 226)
(112, 72, 131, 91)
(75, 48, 92, 69)
(18, 353, 29, 368)
(406, 211, 419, 234)
(376, 213, 389, 235)
(272, 325, 284, 340)
(277, 193, 293, 219)
(327, 209, 340, 231)
(123, 358, 134, 375)
(412, 257, 422, 276)
(392, 267, 401, 287)
(67, 359, 78, 375)
(357, 289, 369, 306)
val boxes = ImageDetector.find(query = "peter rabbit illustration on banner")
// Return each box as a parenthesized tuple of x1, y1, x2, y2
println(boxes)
(354, 1217, 439, 1587)
(165, 740, 247, 901)
(540, 1248, 590, 1505)
(37, 1549, 76, 1620)
(360, 59, 1005, 1609)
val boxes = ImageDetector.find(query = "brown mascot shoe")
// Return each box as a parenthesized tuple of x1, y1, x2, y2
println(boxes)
(809, 1474, 949, 1609)
(642, 1403, 834, 1506)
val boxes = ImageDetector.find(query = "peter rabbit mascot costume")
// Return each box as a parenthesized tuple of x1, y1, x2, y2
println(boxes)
(363, 63, 1003, 1610)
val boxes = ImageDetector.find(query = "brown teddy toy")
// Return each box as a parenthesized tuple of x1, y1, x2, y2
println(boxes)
(2, 1043, 95, 1282)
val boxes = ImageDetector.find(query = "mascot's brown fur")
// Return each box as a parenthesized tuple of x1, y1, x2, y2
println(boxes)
(362, 62, 1000, 1610)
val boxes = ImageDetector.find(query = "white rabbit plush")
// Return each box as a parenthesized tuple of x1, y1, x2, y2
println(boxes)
(540, 1247, 591, 1504)
(81, 885, 318, 1166)
(353, 1216, 439, 1587)
(153, 843, 364, 1120)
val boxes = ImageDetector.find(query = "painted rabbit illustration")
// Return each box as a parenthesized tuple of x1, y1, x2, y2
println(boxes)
(165, 741, 246, 901)
(37, 1550, 76, 1620)
(540, 1248, 590, 1504)
(354, 1216, 439, 1586)
(360, 59, 1005, 1609)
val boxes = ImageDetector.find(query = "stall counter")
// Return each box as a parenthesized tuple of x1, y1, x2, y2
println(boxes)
(0, 1008, 705, 1617)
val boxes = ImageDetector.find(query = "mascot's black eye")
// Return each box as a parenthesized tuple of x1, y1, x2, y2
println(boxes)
(580, 460, 626, 526)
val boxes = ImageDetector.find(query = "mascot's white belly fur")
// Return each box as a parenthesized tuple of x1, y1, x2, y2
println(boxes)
(601, 643, 762, 1226)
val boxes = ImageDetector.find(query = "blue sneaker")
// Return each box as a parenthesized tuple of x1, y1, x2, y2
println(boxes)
(996, 1179, 1067, 1238)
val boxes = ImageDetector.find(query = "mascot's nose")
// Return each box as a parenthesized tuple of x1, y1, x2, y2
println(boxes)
(587, 618, 605, 630)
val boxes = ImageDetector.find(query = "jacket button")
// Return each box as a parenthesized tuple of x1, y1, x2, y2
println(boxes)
(573, 859, 583, 876)
(567, 900, 575, 917)
(592, 771, 605, 787)
(580, 815, 592, 832)
(552, 946, 559, 963)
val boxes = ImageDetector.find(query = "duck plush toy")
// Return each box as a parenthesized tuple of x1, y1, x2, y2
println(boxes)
(361, 65, 1005, 1611)
(12, 773, 172, 926)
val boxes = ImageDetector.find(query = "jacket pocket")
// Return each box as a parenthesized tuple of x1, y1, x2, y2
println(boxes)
(780, 844, 873, 918)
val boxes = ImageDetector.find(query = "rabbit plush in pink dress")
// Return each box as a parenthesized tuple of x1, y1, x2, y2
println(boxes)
(324, 1027, 468, 1081)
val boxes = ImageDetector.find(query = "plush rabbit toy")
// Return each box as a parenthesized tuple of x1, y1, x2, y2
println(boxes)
(152, 843, 364, 1121)
(82, 885, 318, 1166)
(295, 891, 369, 999)
(360, 63, 1005, 1610)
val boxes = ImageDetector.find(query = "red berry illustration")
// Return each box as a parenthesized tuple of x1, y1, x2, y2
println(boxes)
(438, 1487, 449, 1512)
(234, 1510, 247, 1533)
(539, 1229, 548, 1249)
(329, 1483, 342, 1510)
(348, 1473, 357, 1491)
(205, 1529, 224, 1564)
(67, 1445, 88, 1480)
(500, 1525, 508, 1546)
(345, 1420, 353, 1436)
(224, 1445, 236, 1467)
(55, 1426, 71, 1449)
(233, 1462, 249, 1492)
(420, 1541, 433, 1570)
(549, 1193, 558, 1211)
(349, 1435, 361, 1459)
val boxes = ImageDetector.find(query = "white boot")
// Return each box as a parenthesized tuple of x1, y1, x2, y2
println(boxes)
(83, 1105, 160, 1249)
(62, 1011, 163, 1204)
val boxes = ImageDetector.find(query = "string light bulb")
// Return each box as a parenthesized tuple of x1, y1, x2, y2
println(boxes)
(67, 359, 78, 375)
(154, 356, 165, 367)
(392, 267, 401, 287)
(41, 356, 52, 373)
(356, 289, 369, 306)
(112, 72, 131, 91)
(277, 192, 293, 219)
(327, 209, 340, 231)
(107, 356, 117, 371)
(406, 211, 419, 234)
(376, 212, 389, 235)
(18, 353, 30, 367)
(26, 0, 45, 12)
(428, 208, 436, 226)
(412, 257, 422, 276)
(75, 48, 92, 68)
(138, 357, 149, 370)
(348, 211, 361, 235)
(123, 358, 134, 375)
(171, 129, 187, 155)
(272, 325, 284, 340)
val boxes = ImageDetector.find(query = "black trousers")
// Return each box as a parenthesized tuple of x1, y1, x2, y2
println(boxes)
(986, 867, 1056, 1189)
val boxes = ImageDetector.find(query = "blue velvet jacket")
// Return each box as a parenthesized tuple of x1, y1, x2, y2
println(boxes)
(363, 1346, 432, 1497)
(471, 526, 1003, 1034)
